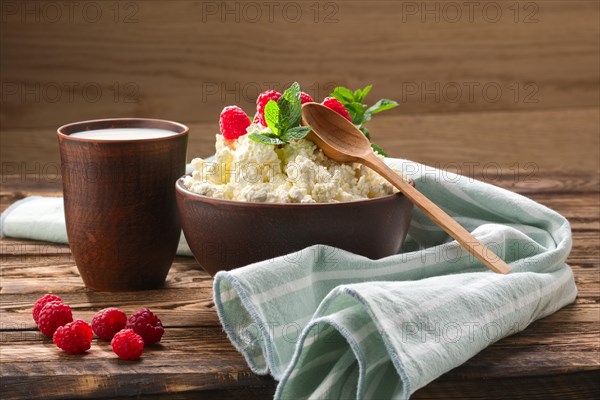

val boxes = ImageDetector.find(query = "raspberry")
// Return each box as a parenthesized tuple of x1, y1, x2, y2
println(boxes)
(32, 294, 62, 325)
(92, 307, 127, 340)
(322, 97, 352, 121)
(219, 106, 251, 140)
(53, 320, 93, 354)
(255, 90, 282, 126)
(126, 308, 164, 344)
(300, 92, 314, 104)
(111, 329, 144, 360)
(37, 301, 73, 337)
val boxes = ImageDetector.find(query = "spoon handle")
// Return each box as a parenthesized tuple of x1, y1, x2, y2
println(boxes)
(363, 153, 512, 274)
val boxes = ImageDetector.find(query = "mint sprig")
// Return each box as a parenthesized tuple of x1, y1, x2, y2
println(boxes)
(249, 82, 312, 146)
(329, 85, 398, 156)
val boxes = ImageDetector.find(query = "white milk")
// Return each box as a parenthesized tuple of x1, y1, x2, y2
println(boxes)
(69, 128, 178, 140)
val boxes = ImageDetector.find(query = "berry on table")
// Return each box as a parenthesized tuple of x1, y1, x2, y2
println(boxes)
(37, 301, 73, 337)
(111, 329, 144, 361)
(219, 106, 251, 140)
(255, 90, 282, 126)
(32, 294, 62, 325)
(125, 308, 164, 344)
(91, 307, 128, 340)
(322, 97, 352, 121)
(53, 320, 93, 354)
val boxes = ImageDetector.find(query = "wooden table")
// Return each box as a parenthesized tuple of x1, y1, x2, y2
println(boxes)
(1, 167, 598, 399)
(0, 103, 598, 400)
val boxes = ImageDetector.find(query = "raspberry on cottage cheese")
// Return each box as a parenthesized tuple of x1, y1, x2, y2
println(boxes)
(183, 124, 400, 204)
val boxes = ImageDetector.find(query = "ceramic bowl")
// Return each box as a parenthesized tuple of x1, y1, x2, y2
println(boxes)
(175, 177, 414, 276)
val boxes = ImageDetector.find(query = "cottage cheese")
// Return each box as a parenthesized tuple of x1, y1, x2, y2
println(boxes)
(183, 124, 400, 203)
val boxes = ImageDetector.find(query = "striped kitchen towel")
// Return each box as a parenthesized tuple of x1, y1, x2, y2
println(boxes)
(213, 158, 577, 399)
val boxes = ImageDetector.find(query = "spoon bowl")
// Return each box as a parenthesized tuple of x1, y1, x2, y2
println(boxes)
(303, 104, 372, 162)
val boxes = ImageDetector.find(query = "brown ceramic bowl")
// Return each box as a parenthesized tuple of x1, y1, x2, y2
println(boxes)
(175, 177, 414, 276)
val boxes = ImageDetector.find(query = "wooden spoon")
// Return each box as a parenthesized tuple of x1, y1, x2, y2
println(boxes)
(301, 103, 511, 274)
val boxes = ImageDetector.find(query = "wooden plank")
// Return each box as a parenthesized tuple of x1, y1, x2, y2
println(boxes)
(371, 108, 600, 175)
(525, 193, 600, 232)
(0, 327, 276, 400)
(412, 370, 600, 399)
(1, 0, 598, 133)
(0, 242, 597, 292)
(2, 107, 599, 172)
(0, 306, 598, 398)
(1, 303, 598, 369)
(109, 387, 278, 400)
(568, 231, 600, 266)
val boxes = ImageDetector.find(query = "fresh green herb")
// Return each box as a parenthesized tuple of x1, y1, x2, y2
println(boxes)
(370, 143, 388, 157)
(249, 82, 312, 146)
(248, 132, 286, 145)
(281, 126, 312, 142)
(248, 82, 397, 156)
(329, 84, 398, 156)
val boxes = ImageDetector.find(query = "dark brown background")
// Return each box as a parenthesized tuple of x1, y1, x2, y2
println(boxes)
(1, 0, 598, 174)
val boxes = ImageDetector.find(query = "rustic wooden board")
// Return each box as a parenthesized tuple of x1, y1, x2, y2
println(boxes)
(1, 168, 598, 399)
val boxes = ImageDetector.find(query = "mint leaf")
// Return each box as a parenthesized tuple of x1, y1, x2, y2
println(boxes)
(264, 100, 281, 135)
(252, 82, 308, 146)
(328, 85, 393, 156)
(355, 85, 372, 103)
(281, 126, 312, 142)
(331, 86, 354, 103)
(366, 99, 398, 115)
(249, 132, 286, 145)
(371, 143, 387, 157)
(277, 82, 302, 130)
(359, 126, 371, 140)
(252, 83, 394, 151)
(344, 102, 366, 126)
